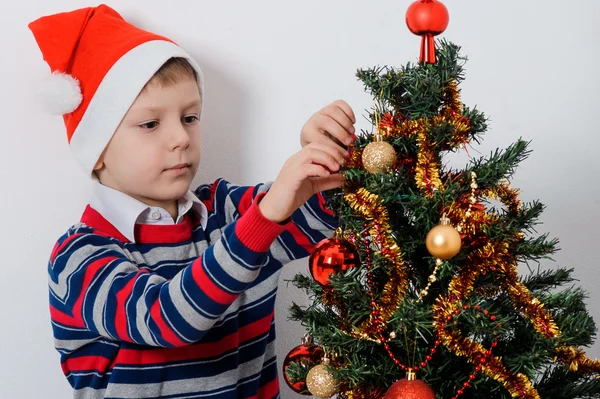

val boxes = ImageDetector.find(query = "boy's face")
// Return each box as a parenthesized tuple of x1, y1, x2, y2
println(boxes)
(94, 77, 202, 207)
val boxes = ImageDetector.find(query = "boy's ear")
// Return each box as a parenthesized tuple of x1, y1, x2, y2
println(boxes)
(93, 155, 104, 171)
(94, 145, 110, 172)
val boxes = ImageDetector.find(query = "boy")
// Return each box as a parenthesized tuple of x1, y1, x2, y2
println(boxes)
(29, 4, 356, 399)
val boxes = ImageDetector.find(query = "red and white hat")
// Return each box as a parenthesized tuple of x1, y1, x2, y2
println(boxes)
(29, 4, 204, 176)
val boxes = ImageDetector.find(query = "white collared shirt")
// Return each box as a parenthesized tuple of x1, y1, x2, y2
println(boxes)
(89, 182, 208, 243)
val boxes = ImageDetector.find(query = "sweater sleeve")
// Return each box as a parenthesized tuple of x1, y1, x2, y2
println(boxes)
(194, 179, 339, 264)
(48, 193, 287, 348)
(271, 189, 339, 263)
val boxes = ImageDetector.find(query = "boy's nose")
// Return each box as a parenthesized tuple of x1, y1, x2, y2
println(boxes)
(169, 123, 190, 150)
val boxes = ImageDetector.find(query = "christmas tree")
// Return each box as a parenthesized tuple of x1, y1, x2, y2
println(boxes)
(283, 1, 600, 398)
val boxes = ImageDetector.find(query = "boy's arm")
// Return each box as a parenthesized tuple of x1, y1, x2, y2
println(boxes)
(271, 187, 339, 262)
(49, 192, 286, 348)
(195, 179, 338, 262)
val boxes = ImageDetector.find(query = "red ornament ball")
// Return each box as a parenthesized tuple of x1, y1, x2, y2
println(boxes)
(283, 344, 325, 394)
(405, 0, 450, 64)
(384, 378, 436, 399)
(309, 237, 360, 286)
(406, 0, 449, 36)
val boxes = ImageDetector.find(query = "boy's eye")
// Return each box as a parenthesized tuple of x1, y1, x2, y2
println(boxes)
(183, 115, 200, 124)
(139, 121, 159, 130)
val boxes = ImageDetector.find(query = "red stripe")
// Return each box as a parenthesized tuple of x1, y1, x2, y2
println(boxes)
(203, 180, 218, 213)
(50, 256, 119, 328)
(234, 193, 287, 252)
(50, 305, 85, 328)
(284, 223, 316, 254)
(237, 187, 255, 215)
(73, 257, 119, 324)
(191, 259, 238, 305)
(134, 214, 193, 244)
(115, 270, 148, 341)
(238, 312, 274, 343)
(51, 233, 84, 263)
(248, 377, 280, 399)
(115, 312, 274, 365)
(149, 301, 187, 347)
(62, 355, 112, 374)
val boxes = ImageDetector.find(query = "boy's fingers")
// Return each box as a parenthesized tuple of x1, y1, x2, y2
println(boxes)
(322, 105, 355, 135)
(304, 142, 347, 165)
(318, 114, 354, 147)
(301, 146, 341, 173)
(302, 163, 331, 179)
(310, 173, 344, 192)
(331, 99, 356, 124)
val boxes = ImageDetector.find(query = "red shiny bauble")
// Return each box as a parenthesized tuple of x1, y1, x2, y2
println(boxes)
(406, 0, 449, 35)
(384, 378, 436, 399)
(283, 344, 325, 394)
(406, 0, 450, 64)
(309, 237, 361, 286)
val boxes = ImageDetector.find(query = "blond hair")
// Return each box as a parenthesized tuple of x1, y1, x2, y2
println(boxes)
(146, 57, 198, 88)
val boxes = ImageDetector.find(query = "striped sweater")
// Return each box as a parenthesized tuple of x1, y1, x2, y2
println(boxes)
(49, 178, 337, 399)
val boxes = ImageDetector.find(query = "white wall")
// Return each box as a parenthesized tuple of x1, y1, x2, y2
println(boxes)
(1, 1, 598, 397)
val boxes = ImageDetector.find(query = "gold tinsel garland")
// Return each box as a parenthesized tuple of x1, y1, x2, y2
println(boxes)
(431, 180, 564, 397)
(554, 346, 600, 374)
(328, 188, 409, 339)
(345, 188, 408, 333)
(384, 80, 472, 196)
(434, 297, 541, 399)
(339, 385, 385, 399)
(446, 182, 561, 339)
(343, 81, 473, 197)
(415, 126, 444, 195)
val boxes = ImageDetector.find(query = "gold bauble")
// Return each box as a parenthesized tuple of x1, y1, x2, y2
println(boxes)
(425, 221, 462, 260)
(362, 137, 396, 173)
(306, 361, 340, 399)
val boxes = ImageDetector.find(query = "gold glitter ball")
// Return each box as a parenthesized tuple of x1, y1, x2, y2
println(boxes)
(362, 140, 396, 173)
(306, 364, 340, 398)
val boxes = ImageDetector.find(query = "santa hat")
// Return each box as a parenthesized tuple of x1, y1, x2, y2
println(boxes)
(28, 4, 204, 176)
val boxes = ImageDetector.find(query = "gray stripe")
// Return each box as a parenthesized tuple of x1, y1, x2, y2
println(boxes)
(299, 204, 331, 236)
(73, 387, 107, 399)
(90, 259, 139, 338)
(104, 340, 277, 398)
(270, 237, 295, 265)
(54, 337, 113, 352)
(137, 244, 196, 263)
(50, 236, 123, 301)
(134, 282, 159, 346)
(210, 239, 263, 288)
(173, 258, 281, 333)
(222, 182, 271, 224)
(168, 271, 218, 334)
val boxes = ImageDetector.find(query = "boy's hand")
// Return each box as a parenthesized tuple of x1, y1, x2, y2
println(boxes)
(258, 142, 346, 224)
(300, 100, 356, 149)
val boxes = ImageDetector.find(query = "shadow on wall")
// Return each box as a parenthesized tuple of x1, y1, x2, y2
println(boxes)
(188, 52, 247, 187)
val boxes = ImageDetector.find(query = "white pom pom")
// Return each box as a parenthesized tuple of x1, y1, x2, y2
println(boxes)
(37, 71, 83, 115)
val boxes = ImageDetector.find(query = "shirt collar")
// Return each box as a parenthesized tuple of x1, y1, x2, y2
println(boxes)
(89, 181, 207, 243)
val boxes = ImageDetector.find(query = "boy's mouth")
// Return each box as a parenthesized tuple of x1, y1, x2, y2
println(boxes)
(166, 162, 191, 170)
(164, 163, 191, 175)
